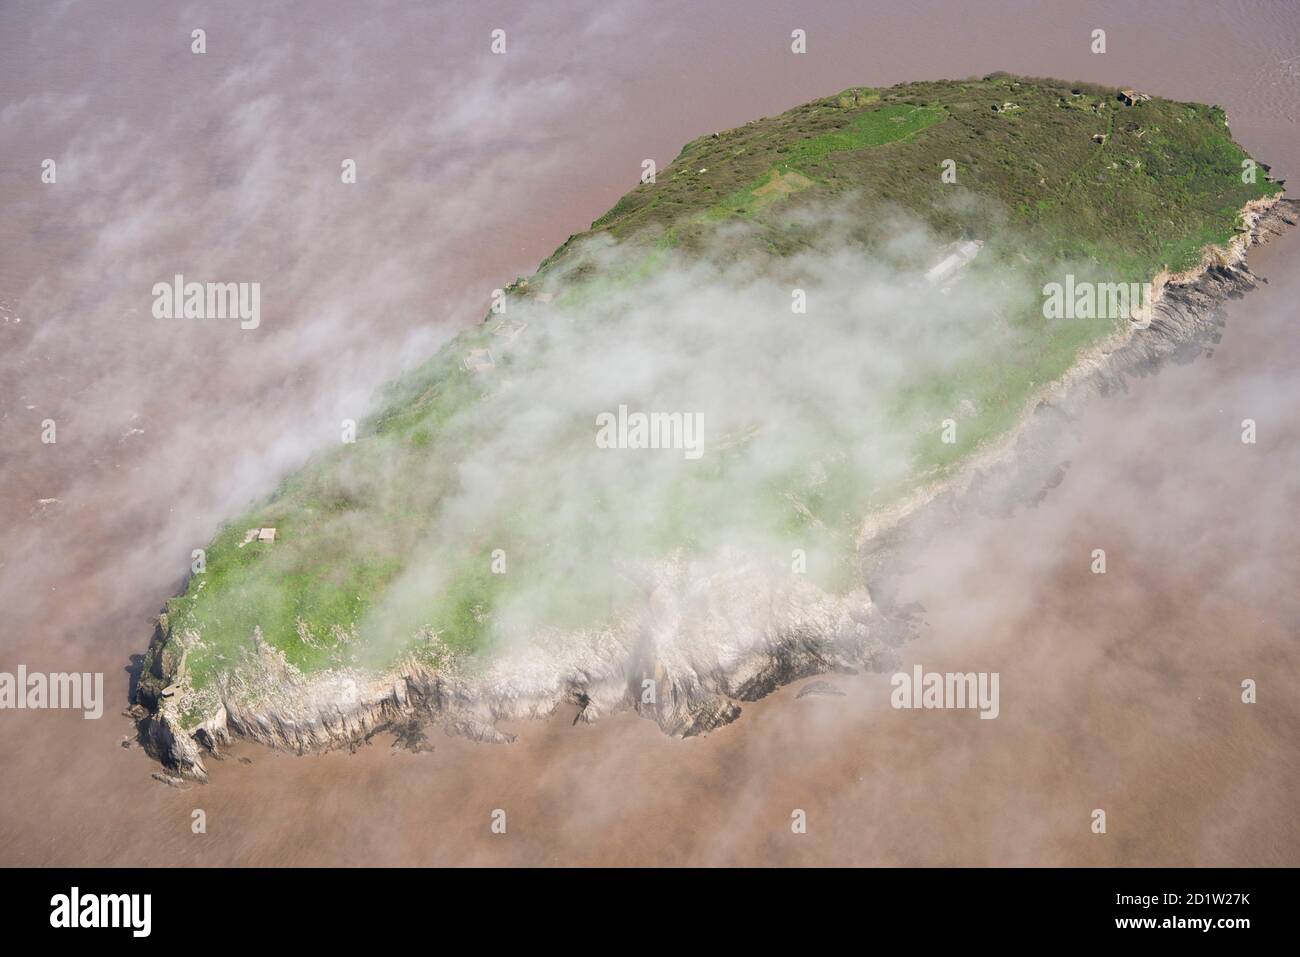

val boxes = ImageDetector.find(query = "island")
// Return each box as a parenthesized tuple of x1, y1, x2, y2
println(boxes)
(132, 74, 1294, 781)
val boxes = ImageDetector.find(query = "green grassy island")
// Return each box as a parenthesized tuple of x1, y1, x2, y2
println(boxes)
(137, 74, 1282, 738)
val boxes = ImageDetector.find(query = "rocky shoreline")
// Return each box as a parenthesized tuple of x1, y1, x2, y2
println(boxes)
(132, 195, 1297, 782)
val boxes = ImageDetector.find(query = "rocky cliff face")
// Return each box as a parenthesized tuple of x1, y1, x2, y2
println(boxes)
(136, 550, 902, 781)
(132, 197, 1297, 783)
(859, 196, 1297, 596)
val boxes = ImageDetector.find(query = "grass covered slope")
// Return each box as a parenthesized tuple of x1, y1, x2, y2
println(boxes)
(589, 74, 1271, 271)
(140, 75, 1280, 727)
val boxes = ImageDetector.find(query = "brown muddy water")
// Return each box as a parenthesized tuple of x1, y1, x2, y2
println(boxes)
(1, 0, 1297, 865)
